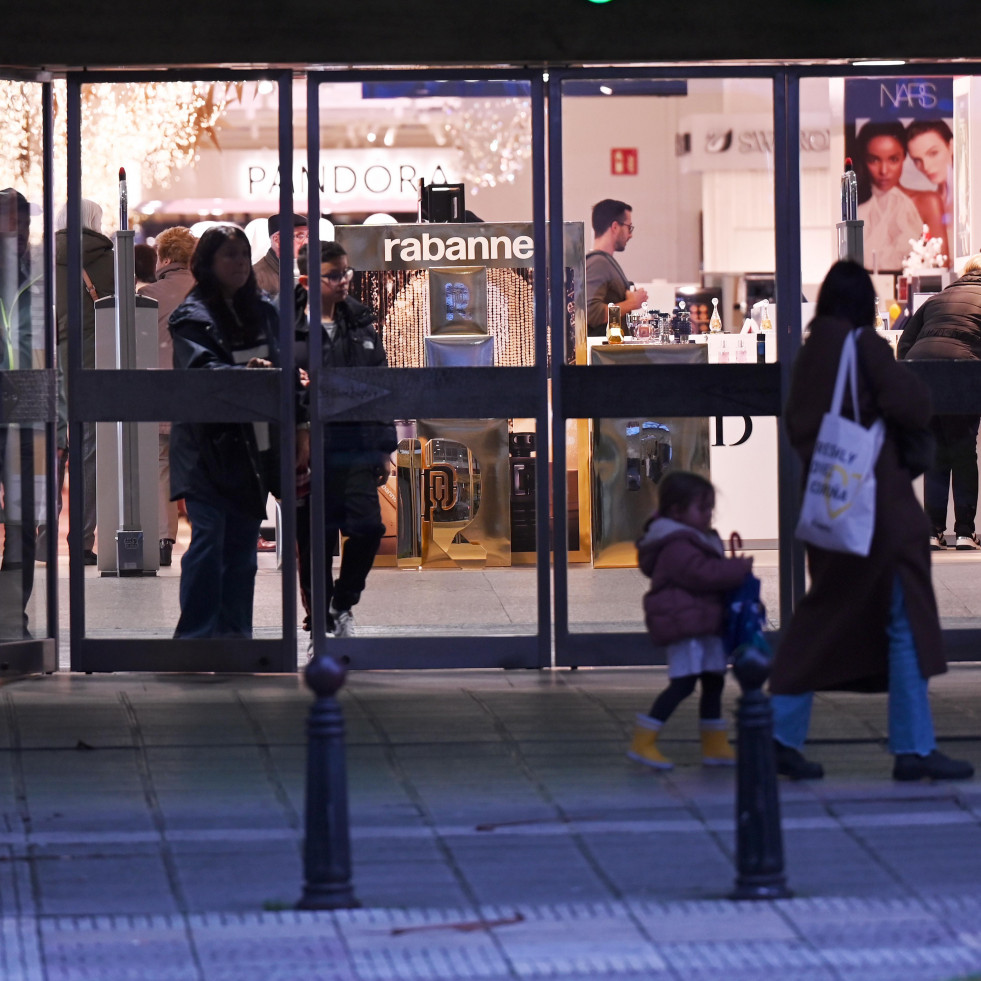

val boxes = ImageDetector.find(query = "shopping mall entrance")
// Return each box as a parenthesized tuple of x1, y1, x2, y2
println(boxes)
(3, 63, 981, 674)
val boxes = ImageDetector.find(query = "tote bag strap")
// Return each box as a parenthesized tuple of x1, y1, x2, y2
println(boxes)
(829, 329, 860, 420)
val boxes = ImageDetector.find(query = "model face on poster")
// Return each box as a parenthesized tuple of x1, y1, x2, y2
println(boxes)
(907, 130, 953, 186)
(864, 135, 906, 192)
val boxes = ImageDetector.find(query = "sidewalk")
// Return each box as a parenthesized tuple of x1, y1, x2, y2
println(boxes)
(2, 665, 981, 980)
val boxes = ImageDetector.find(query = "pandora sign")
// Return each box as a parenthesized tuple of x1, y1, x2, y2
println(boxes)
(241, 150, 456, 207)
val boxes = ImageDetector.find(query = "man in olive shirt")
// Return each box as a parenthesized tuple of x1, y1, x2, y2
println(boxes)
(585, 198, 648, 336)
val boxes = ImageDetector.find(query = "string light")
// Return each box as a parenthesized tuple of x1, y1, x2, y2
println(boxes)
(438, 97, 532, 191)
(0, 79, 228, 232)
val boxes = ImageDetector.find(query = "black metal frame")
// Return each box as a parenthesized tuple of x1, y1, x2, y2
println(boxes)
(63, 69, 299, 673)
(303, 68, 553, 670)
(17, 60, 981, 672)
(0, 72, 57, 676)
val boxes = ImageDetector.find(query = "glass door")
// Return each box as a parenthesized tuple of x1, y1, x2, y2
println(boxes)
(548, 68, 787, 667)
(62, 70, 300, 672)
(302, 70, 551, 669)
(0, 75, 57, 674)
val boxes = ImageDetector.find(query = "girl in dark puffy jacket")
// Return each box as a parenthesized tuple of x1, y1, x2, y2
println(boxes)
(629, 471, 753, 770)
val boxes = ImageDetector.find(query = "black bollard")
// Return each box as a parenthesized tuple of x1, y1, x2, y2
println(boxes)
(729, 644, 793, 901)
(296, 653, 360, 910)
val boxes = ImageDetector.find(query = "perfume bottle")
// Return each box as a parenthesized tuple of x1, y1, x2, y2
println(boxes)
(760, 299, 773, 332)
(670, 301, 683, 343)
(678, 300, 691, 342)
(874, 298, 884, 329)
(634, 302, 652, 341)
(606, 303, 623, 344)
(709, 296, 723, 333)
(888, 299, 902, 328)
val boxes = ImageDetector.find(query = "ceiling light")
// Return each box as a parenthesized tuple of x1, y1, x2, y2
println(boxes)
(851, 60, 907, 67)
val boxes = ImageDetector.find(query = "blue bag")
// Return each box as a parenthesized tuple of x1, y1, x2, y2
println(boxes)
(722, 533, 770, 659)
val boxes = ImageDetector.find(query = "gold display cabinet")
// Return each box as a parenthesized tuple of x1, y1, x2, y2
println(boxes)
(396, 419, 511, 569)
(589, 343, 711, 568)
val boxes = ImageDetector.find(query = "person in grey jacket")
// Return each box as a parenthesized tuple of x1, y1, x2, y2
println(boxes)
(585, 199, 648, 336)
(898, 254, 981, 550)
(53, 199, 114, 565)
(138, 225, 196, 566)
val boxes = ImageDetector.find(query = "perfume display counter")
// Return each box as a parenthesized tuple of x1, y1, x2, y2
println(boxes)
(586, 336, 780, 563)
(336, 218, 791, 575)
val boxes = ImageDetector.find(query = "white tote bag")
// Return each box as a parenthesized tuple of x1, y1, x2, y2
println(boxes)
(795, 330, 885, 557)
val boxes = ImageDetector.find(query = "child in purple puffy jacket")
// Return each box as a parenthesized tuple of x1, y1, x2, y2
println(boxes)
(629, 470, 753, 770)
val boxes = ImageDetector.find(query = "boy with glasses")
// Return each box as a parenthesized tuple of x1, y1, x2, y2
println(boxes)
(294, 241, 397, 644)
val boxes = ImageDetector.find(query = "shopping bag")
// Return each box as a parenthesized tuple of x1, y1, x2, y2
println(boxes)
(795, 330, 885, 557)
(722, 532, 770, 660)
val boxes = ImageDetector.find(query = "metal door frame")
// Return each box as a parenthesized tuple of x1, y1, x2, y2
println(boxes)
(0, 71, 57, 676)
(64, 68, 300, 672)
(303, 69, 552, 670)
(547, 61, 981, 666)
(54, 60, 981, 672)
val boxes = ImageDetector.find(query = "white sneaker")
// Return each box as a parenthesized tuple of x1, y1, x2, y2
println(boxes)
(956, 533, 981, 550)
(330, 605, 356, 638)
(929, 531, 947, 550)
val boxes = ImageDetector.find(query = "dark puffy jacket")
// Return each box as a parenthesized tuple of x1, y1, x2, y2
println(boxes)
(168, 291, 281, 520)
(637, 517, 752, 646)
(294, 287, 397, 456)
(897, 271, 981, 361)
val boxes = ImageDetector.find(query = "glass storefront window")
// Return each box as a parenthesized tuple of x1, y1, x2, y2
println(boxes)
(557, 75, 780, 646)
(0, 79, 52, 649)
(801, 72, 981, 644)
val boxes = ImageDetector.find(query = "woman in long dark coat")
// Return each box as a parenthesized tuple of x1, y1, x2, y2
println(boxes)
(770, 260, 972, 783)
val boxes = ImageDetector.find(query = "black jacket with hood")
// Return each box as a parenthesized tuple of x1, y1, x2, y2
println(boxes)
(168, 290, 283, 520)
(294, 285, 397, 458)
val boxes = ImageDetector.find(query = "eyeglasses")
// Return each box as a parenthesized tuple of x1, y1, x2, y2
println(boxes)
(617, 221, 635, 233)
(322, 268, 354, 284)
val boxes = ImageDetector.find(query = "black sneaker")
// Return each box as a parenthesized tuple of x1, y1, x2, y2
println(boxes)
(929, 530, 947, 550)
(159, 539, 174, 567)
(82, 549, 97, 566)
(955, 533, 981, 551)
(774, 740, 825, 780)
(893, 750, 974, 781)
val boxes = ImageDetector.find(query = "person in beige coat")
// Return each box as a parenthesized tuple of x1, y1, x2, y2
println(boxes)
(770, 260, 972, 783)
(138, 226, 196, 566)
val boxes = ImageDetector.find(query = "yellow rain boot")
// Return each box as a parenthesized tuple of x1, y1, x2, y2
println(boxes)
(700, 719, 736, 766)
(627, 714, 673, 770)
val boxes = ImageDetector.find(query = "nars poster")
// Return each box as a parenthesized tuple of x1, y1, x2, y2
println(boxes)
(845, 77, 954, 272)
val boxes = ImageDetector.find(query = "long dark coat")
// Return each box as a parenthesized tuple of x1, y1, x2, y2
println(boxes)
(769, 316, 947, 694)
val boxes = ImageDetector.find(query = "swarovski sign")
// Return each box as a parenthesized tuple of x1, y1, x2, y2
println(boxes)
(677, 114, 832, 172)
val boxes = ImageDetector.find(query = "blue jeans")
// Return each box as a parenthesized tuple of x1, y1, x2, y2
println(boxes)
(772, 577, 936, 756)
(175, 497, 260, 638)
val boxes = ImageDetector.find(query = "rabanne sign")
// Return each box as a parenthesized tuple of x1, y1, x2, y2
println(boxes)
(336, 222, 538, 270)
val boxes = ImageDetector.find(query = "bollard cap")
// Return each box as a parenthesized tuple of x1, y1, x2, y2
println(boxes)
(304, 652, 347, 697)
(731, 644, 771, 691)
